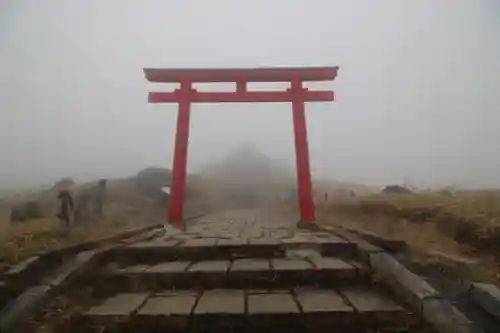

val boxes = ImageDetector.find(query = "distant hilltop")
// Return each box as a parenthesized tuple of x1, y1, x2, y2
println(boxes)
(200, 145, 291, 187)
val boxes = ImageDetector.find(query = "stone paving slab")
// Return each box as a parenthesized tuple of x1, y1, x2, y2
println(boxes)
(247, 292, 299, 314)
(188, 260, 230, 273)
(194, 289, 245, 314)
(340, 287, 404, 314)
(181, 238, 217, 247)
(309, 257, 357, 278)
(310, 257, 353, 270)
(230, 258, 270, 271)
(118, 264, 150, 274)
(271, 258, 314, 271)
(145, 261, 190, 273)
(86, 293, 149, 317)
(81, 288, 425, 332)
(297, 289, 353, 313)
(138, 292, 198, 316)
(85, 289, 407, 319)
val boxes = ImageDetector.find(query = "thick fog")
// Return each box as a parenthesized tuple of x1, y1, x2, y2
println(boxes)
(1, 0, 500, 190)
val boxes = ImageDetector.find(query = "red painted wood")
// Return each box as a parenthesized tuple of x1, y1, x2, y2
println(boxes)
(145, 66, 338, 227)
(148, 90, 334, 103)
(167, 82, 191, 227)
(291, 80, 316, 223)
(144, 67, 338, 83)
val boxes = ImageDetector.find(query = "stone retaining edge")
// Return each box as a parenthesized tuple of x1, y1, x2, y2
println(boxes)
(469, 283, 500, 322)
(322, 225, 484, 333)
(3, 224, 163, 291)
(341, 226, 408, 253)
(0, 224, 164, 333)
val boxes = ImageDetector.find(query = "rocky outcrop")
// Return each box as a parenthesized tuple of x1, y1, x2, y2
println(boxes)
(135, 167, 172, 198)
(382, 185, 412, 194)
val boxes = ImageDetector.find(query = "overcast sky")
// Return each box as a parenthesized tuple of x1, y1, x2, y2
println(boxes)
(1, 0, 500, 189)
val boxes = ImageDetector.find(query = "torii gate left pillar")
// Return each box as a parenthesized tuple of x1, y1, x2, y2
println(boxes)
(144, 67, 338, 229)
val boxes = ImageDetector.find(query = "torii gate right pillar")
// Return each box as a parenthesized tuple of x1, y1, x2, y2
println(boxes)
(291, 80, 316, 225)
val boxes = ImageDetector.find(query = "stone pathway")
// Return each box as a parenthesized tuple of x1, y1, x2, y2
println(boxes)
(177, 208, 295, 239)
(4, 208, 448, 333)
(75, 209, 432, 332)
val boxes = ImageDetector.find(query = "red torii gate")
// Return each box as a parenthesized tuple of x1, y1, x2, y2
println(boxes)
(143, 66, 338, 229)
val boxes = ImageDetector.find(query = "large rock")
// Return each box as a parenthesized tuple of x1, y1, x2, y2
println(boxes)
(382, 185, 412, 194)
(135, 167, 172, 198)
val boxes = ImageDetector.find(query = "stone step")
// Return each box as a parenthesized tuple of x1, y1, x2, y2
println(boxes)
(84, 257, 370, 293)
(83, 287, 415, 332)
(103, 235, 357, 264)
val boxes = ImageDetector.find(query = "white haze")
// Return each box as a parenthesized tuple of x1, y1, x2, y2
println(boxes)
(1, 0, 500, 190)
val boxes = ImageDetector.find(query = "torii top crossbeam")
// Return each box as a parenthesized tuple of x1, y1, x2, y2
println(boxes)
(144, 66, 338, 83)
(144, 67, 338, 104)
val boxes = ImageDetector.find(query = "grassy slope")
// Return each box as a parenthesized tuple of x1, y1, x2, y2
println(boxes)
(315, 190, 500, 286)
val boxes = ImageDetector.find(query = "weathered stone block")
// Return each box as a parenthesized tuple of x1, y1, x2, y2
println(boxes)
(49, 251, 96, 289)
(297, 289, 353, 313)
(0, 285, 52, 332)
(231, 258, 270, 272)
(470, 283, 500, 321)
(5, 255, 40, 276)
(370, 252, 439, 311)
(346, 227, 407, 253)
(181, 238, 217, 247)
(323, 230, 375, 261)
(188, 260, 229, 273)
(86, 293, 149, 318)
(248, 293, 299, 314)
(309, 257, 357, 279)
(138, 292, 197, 316)
(422, 299, 481, 333)
(340, 287, 407, 325)
(194, 289, 245, 314)
(118, 264, 150, 274)
(146, 261, 190, 273)
(271, 259, 313, 271)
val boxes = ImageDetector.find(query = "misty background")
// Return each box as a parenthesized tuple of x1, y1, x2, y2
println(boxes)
(1, 0, 499, 191)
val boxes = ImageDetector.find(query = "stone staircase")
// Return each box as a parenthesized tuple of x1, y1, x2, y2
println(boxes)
(77, 223, 424, 333)
(5, 209, 485, 332)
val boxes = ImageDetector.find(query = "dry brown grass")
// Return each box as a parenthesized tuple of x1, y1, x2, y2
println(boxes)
(0, 177, 221, 270)
(317, 190, 500, 232)
(313, 190, 500, 285)
(0, 179, 163, 270)
(0, 203, 146, 270)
